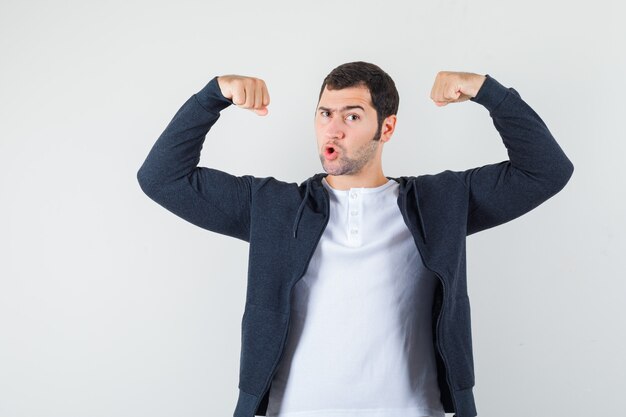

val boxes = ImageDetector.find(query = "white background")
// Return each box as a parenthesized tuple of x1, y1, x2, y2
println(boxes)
(1, 0, 624, 416)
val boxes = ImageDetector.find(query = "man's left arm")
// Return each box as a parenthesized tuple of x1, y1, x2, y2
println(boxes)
(437, 73, 575, 235)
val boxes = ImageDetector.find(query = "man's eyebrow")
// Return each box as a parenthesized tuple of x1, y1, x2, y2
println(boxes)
(317, 105, 365, 113)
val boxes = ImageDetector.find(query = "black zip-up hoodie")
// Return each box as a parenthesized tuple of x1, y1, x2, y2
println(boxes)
(137, 73, 574, 417)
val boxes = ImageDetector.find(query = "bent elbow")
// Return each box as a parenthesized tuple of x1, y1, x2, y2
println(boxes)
(558, 157, 574, 188)
(546, 157, 574, 196)
(137, 166, 159, 197)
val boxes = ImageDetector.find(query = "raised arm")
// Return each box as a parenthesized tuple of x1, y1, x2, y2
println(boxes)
(431, 72, 574, 236)
(136, 75, 270, 242)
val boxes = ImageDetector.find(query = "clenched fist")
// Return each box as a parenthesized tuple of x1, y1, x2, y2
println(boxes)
(430, 71, 486, 107)
(217, 75, 271, 116)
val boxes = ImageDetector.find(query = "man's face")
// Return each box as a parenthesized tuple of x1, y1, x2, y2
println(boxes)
(315, 84, 382, 176)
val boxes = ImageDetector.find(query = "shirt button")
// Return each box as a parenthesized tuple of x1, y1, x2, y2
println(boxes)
(350, 192, 358, 199)
(350, 229, 359, 234)
(350, 210, 358, 216)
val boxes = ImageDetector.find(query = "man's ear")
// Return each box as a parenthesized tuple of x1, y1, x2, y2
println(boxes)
(381, 115, 397, 143)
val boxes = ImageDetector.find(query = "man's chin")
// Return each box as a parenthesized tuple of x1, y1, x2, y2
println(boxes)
(320, 157, 352, 176)
(322, 166, 348, 176)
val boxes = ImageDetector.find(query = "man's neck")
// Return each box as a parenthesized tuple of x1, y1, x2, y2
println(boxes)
(324, 172, 388, 190)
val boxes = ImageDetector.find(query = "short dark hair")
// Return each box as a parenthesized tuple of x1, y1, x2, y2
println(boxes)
(317, 61, 399, 141)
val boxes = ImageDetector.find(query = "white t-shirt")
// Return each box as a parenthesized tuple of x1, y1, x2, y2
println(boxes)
(266, 177, 445, 417)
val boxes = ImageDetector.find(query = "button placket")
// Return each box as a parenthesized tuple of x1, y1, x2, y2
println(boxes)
(347, 189, 362, 244)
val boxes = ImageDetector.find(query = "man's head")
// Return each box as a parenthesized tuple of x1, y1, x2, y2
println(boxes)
(315, 61, 399, 178)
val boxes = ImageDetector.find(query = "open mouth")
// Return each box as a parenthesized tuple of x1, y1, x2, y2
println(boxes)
(324, 145, 339, 160)
(325, 144, 338, 155)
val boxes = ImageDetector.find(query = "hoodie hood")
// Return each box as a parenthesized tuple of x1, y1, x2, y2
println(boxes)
(291, 173, 428, 243)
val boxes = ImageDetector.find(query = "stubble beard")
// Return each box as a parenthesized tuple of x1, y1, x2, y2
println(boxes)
(319, 127, 382, 176)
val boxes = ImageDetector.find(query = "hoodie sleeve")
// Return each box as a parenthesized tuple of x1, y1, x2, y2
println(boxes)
(136, 75, 254, 242)
(451, 74, 575, 236)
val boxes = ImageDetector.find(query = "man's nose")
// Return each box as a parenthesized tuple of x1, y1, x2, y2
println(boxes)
(325, 118, 345, 140)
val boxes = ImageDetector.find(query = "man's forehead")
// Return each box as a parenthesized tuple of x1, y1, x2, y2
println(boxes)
(317, 86, 372, 112)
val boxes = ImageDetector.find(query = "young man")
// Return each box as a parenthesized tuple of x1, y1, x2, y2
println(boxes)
(137, 61, 574, 417)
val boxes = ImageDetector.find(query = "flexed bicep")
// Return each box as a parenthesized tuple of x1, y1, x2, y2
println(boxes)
(448, 75, 574, 236)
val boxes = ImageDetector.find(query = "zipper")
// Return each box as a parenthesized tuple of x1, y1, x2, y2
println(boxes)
(254, 186, 331, 415)
(432, 270, 457, 414)
(400, 182, 458, 414)
(414, 250, 457, 414)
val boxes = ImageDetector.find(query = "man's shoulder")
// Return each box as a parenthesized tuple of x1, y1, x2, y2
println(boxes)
(394, 170, 469, 191)
(247, 174, 304, 197)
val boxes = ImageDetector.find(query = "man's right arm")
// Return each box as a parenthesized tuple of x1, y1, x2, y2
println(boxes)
(136, 76, 256, 242)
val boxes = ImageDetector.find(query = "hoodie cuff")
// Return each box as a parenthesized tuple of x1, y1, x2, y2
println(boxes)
(469, 74, 511, 113)
(194, 75, 234, 113)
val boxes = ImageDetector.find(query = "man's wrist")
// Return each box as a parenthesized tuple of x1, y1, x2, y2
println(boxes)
(470, 74, 487, 98)
(195, 76, 234, 113)
(469, 74, 511, 113)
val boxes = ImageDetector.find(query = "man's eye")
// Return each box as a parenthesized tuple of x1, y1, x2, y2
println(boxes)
(319, 111, 359, 120)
